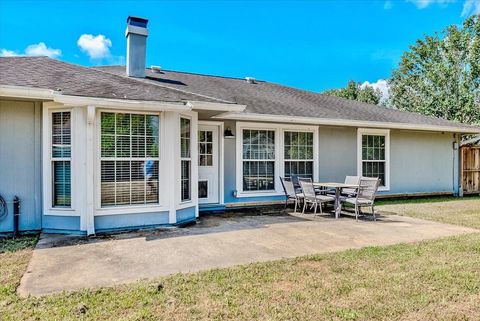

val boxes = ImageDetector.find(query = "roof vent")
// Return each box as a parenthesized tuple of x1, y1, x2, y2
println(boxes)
(151, 65, 162, 73)
(245, 77, 256, 84)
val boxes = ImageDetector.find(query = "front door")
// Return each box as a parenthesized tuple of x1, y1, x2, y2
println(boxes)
(198, 124, 219, 204)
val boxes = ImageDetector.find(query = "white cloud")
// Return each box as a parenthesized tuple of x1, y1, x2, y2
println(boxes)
(0, 42, 61, 58)
(462, 0, 480, 16)
(384, 1, 394, 10)
(77, 34, 112, 59)
(361, 79, 390, 102)
(407, 0, 455, 9)
(0, 49, 19, 57)
(24, 42, 61, 58)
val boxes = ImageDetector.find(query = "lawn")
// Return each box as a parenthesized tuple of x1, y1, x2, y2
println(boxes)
(1, 198, 479, 321)
(377, 195, 480, 229)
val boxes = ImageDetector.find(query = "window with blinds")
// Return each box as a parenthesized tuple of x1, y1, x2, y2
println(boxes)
(361, 134, 386, 186)
(100, 112, 160, 207)
(284, 131, 314, 179)
(180, 117, 191, 201)
(242, 129, 275, 191)
(52, 111, 71, 207)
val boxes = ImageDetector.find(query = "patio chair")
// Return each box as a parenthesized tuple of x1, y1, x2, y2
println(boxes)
(342, 176, 360, 197)
(341, 177, 380, 221)
(299, 178, 335, 215)
(280, 176, 304, 213)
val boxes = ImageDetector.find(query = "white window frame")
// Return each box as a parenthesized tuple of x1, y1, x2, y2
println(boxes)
(42, 107, 76, 216)
(95, 109, 166, 216)
(357, 128, 390, 191)
(283, 129, 316, 180)
(180, 116, 192, 203)
(236, 122, 319, 198)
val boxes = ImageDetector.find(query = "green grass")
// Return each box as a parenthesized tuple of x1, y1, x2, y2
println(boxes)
(1, 198, 479, 320)
(0, 236, 38, 253)
(377, 196, 480, 229)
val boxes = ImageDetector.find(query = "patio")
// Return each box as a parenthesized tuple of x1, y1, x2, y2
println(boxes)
(18, 210, 476, 297)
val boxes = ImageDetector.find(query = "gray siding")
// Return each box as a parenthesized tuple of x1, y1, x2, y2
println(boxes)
(318, 126, 357, 182)
(0, 99, 42, 232)
(389, 130, 456, 194)
(220, 122, 458, 206)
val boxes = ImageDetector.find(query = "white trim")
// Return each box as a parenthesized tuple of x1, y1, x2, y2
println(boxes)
(187, 101, 246, 113)
(54, 95, 188, 111)
(214, 112, 480, 134)
(198, 120, 225, 205)
(357, 128, 391, 191)
(126, 24, 148, 37)
(235, 121, 319, 198)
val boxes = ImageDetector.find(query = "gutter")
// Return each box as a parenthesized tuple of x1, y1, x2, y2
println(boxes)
(214, 112, 480, 134)
(0, 85, 246, 113)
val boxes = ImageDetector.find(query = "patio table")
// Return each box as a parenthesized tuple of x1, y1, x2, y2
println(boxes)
(313, 182, 358, 219)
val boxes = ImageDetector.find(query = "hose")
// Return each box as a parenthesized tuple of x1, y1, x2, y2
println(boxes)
(0, 194, 7, 222)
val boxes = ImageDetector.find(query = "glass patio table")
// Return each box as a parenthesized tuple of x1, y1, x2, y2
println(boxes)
(313, 182, 358, 219)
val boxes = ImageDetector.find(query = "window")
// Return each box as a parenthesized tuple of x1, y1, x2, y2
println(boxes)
(51, 111, 71, 207)
(100, 112, 160, 207)
(358, 129, 389, 189)
(181, 117, 191, 201)
(242, 129, 275, 191)
(198, 130, 213, 166)
(284, 131, 314, 179)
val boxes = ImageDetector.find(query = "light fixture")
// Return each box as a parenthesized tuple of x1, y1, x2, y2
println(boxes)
(224, 127, 235, 138)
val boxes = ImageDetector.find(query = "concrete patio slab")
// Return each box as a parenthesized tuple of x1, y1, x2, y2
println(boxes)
(18, 213, 478, 297)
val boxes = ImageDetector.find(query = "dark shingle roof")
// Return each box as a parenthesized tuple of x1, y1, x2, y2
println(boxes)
(0, 56, 221, 103)
(0, 56, 478, 132)
(96, 66, 479, 131)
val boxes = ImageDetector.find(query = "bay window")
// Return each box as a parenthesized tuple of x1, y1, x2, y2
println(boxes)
(284, 131, 314, 179)
(51, 111, 71, 207)
(100, 112, 160, 207)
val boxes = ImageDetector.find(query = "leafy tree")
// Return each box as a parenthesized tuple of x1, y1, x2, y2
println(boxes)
(389, 15, 480, 124)
(323, 80, 383, 105)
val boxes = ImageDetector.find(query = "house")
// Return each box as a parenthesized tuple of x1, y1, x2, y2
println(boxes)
(0, 16, 479, 235)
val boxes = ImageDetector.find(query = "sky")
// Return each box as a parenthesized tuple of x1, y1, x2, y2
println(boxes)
(0, 0, 479, 96)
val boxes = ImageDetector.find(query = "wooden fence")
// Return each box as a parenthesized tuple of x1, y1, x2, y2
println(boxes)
(461, 146, 480, 194)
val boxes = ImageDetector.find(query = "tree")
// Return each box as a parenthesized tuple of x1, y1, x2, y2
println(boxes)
(323, 80, 383, 105)
(389, 15, 480, 124)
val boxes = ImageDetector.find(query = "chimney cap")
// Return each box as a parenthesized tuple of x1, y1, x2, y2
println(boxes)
(127, 16, 148, 28)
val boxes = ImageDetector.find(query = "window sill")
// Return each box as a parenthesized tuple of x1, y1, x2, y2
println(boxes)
(44, 208, 78, 216)
(236, 191, 285, 198)
(95, 204, 166, 216)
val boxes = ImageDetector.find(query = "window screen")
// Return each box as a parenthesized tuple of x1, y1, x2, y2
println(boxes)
(52, 111, 71, 207)
(284, 131, 314, 179)
(361, 135, 386, 186)
(100, 112, 160, 206)
(181, 117, 191, 201)
(242, 129, 275, 191)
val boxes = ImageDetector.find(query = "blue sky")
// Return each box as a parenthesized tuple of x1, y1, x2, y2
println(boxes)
(0, 0, 478, 94)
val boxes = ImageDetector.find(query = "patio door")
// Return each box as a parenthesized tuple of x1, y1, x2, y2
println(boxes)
(198, 124, 219, 204)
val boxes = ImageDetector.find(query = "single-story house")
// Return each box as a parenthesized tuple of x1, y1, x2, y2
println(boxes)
(1, 16, 479, 235)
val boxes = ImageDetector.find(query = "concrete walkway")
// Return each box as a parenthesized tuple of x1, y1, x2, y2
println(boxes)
(18, 213, 477, 296)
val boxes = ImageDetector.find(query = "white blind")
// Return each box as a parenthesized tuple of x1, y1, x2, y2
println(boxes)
(51, 111, 71, 207)
(180, 118, 191, 201)
(100, 112, 160, 206)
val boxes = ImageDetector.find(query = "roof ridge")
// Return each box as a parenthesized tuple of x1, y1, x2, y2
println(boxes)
(92, 66, 236, 104)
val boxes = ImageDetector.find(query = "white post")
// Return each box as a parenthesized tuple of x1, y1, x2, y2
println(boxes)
(85, 105, 96, 235)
